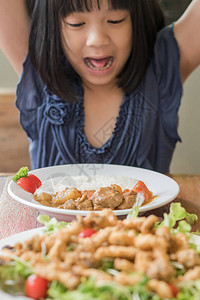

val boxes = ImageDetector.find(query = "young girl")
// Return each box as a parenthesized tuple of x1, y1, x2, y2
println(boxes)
(0, 0, 200, 173)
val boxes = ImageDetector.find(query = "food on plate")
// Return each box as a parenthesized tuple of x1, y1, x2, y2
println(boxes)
(132, 180, 153, 201)
(13, 167, 154, 210)
(13, 167, 154, 211)
(0, 203, 199, 299)
(33, 181, 153, 211)
(12, 167, 42, 194)
(12, 166, 155, 211)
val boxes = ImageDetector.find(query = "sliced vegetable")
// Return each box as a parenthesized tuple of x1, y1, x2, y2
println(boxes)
(25, 274, 49, 300)
(79, 228, 97, 238)
(17, 177, 37, 194)
(132, 180, 152, 201)
(13, 166, 42, 194)
(27, 174, 42, 188)
(169, 283, 179, 297)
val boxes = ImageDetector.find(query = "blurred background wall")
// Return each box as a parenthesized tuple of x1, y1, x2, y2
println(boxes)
(0, 0, 199, 173)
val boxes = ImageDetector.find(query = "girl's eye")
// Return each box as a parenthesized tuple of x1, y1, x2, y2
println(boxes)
(67, 22, 85, 27)
(108, 18, 125, 24)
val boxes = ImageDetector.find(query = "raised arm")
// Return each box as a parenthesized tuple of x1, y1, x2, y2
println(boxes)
(0, 0, 30, 76)
(174, 0, 200, 83)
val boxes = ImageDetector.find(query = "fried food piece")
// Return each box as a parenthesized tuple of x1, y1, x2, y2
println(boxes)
(170, 232, 190, 253)
(134, 250, 153, 273)
(116, 190, 137, 209)
(140, 215, 158, 234)
(52, 188, 82, 205)
(114, 272, 142, 286)
(146, 255, 175, 281)
(171, 248, 200, 268)
(33, 192, 52, 205)
(178, 266, 200, 281)
(77, 209, 118, 230)
(110, 184, 122, 194)
(34, 262, 80, 290)
(75, 195, 93, 210)
(108, 230, 135, 246)
(135, 234, 169, 252)
(73, 265, 112, 282)
(147, 279, 173, 299)
(58, 199, 77, 210)
(114, 258, 135, 272)
(94, 245, 137, 261)
(123, 217, 147, 231)
(90, 187, 123, 210)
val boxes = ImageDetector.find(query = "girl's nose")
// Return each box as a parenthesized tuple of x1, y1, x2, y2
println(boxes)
(86, 25, 110, 48)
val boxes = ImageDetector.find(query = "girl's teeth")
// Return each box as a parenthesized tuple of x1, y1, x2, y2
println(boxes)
(85, 57, 113, 70)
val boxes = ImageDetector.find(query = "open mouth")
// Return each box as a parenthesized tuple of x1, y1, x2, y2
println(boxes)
(84, 56, 113, 70)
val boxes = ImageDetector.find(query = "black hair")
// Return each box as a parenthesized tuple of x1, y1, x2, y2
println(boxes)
(29, 0, 165, 101)
(25, 0, 35, 18)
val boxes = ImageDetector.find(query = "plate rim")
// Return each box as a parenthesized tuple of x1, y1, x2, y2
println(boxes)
(0, 227, 41, 248)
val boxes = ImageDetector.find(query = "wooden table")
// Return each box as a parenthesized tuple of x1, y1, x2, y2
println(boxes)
(0, 174, 200, 240)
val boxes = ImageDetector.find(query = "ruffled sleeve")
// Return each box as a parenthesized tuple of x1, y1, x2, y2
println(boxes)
(135, 25, 183, 173)
(16, 54, 44, 140)
(153, 24, 183, 142)
(151, 25, 183, 172)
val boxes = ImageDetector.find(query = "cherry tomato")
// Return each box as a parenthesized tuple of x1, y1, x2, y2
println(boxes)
(169, 283, 179, 297)
(25, 274, 49, 300)
(27, 174, 42, 188)
(79, 228, 97, 238)
(132, 180, 152, 200)
(17, 177, 37, 194)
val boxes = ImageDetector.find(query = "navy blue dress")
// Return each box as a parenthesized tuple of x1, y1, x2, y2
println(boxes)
(16, 25, 182, 173)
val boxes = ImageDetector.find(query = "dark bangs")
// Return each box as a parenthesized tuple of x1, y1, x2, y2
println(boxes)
(29, 0, 165, 102)
(59, 0, 133, 17)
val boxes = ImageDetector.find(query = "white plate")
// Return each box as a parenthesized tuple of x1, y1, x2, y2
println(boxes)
(0, 228, 41, 249)
(8, 164, 179, 222)
(0, 228, 41, 300)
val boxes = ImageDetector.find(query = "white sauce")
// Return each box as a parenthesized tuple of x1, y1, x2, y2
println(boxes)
(35, 175, 138, 196)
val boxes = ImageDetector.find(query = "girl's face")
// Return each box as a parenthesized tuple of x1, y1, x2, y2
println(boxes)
(61, 0, 132, 90)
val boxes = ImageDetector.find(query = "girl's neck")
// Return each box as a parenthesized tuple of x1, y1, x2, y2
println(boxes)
(83, 80, 124, 101)
(83, 84, 124, 148)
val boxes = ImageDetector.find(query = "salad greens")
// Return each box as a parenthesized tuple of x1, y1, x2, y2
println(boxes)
(158, 203, 198, 233)
(0, 202, 200, 300)
(0, 257, 33, 295)
(37, 215, 70, 234)
(46, 277, 160, 300)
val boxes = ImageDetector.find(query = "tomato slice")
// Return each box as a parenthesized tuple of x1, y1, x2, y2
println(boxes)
(25, 274, 49, 300)
(79, 228, 97, 238)
(17, 177, 37, 194)
(132, 180, 152, 200)
(28, 174, 42, 188)
(169, 283, 179, 297)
